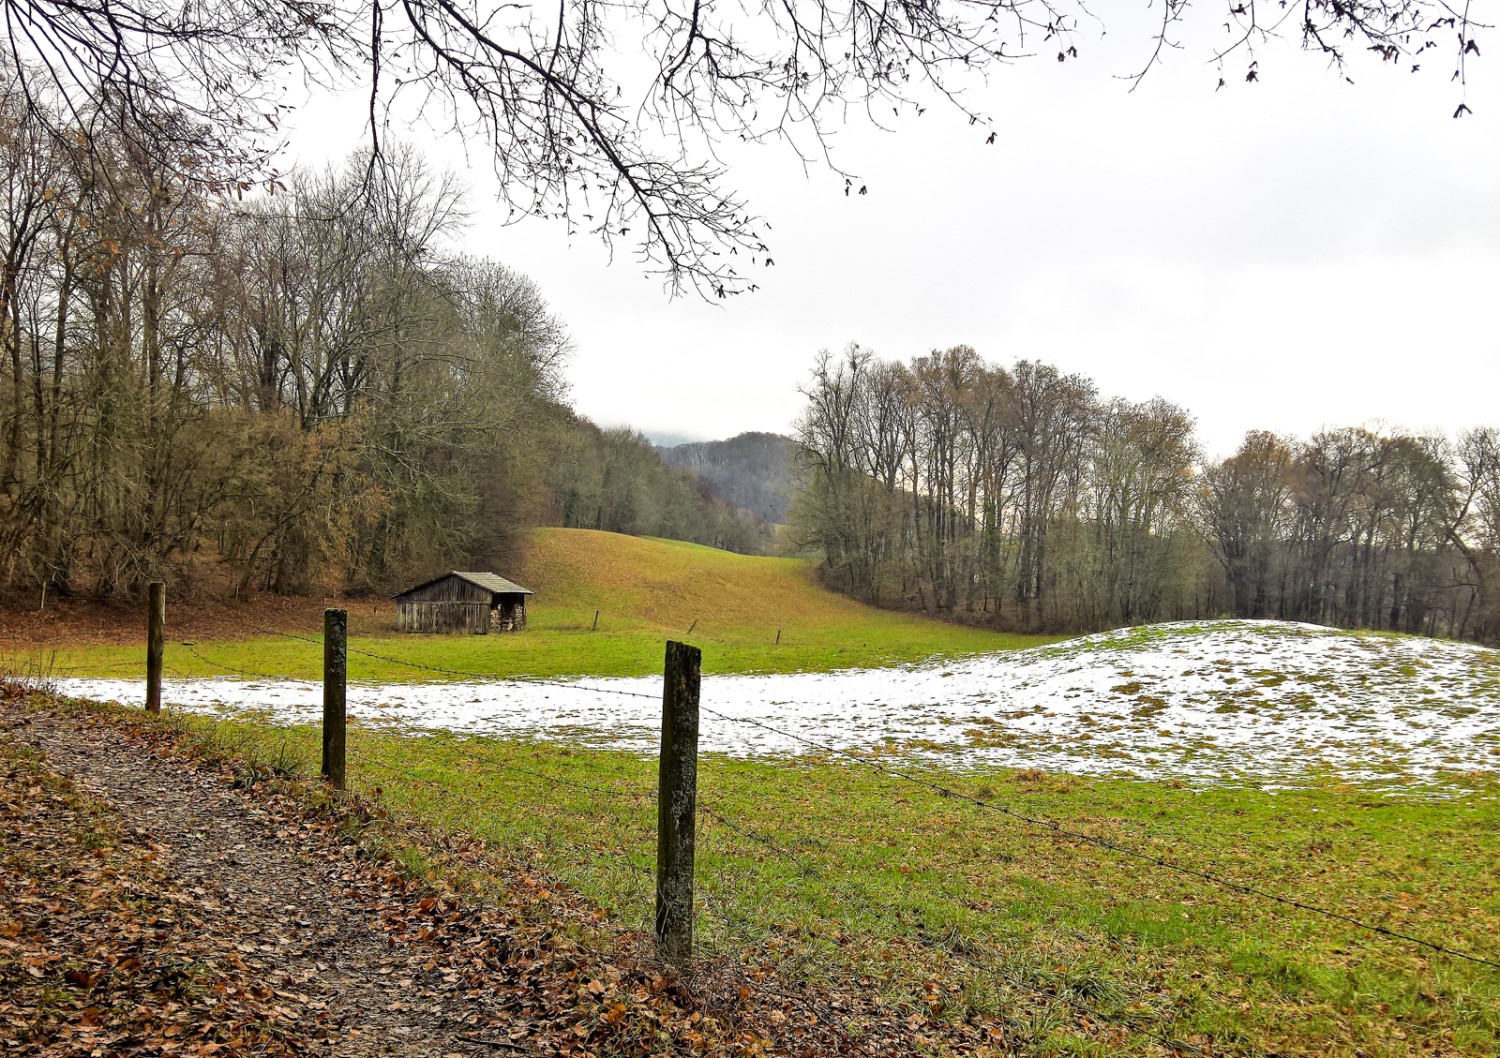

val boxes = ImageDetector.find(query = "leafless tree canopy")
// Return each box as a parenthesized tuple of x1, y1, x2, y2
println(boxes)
(0, 0, 1484, 291)
(0, 84, 772, 602)
(795, 345, 1500, 644)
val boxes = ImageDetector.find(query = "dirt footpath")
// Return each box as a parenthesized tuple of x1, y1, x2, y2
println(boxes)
(0, 697, 831, 1058)
(2, 702, 541, 1056)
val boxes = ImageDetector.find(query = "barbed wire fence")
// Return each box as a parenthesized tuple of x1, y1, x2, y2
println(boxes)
(128, 596, 1500, 1056)
(689, 789, 1209, 1056)
(696, 707, 1500, 971)
(255, 623, 661, 700)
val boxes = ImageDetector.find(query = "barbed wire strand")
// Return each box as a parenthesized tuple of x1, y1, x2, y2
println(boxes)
(695, 800, 1205, 1055)
(178, 642, 292, 682)
(439, 756, 654, 802)
(169, 632, 1494, 975)
(689, 878, 889, 1058)
(351, 757, 871, 1055)
(699, 706, 1500, 971)
(349, 761, 870, 1054)
(697, 798, 819, 878)
(256, 625, 660, 700)
(39, 659, 138, 677)
(149, 652, 1205, 1055)
(161, 645, 657, 867)
(363, 758, 656, 877)
(173, 638, 655, 805)
(350, 740, 654, 812)
(936, 923, 1204, 1054)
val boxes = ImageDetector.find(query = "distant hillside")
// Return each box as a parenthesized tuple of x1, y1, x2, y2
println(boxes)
(506, 527, 1034, 668)
(656, 431, 801, 523)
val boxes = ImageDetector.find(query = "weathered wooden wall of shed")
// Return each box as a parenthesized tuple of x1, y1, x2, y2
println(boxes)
(395, 601, 491, 634)
(397, 576, 492, 605)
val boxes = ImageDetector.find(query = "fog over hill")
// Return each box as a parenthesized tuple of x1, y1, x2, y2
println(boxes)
(656, 432, 802, 524)
(641, 431, 704, 450)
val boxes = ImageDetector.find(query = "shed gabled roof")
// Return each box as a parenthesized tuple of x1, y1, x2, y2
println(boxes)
(392, 570, 534, 599)
(453, 571, 533, 595)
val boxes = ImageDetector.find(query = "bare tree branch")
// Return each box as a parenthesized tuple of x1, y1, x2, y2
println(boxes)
(0, 0, 1485, 296)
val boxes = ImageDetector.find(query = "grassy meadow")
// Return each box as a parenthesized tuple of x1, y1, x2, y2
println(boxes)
(153, 713, 1499, 1057)
(36, 528, 1055, 681)
(13, 526, 1500, 1054)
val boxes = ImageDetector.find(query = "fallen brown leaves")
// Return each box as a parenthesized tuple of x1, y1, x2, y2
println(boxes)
(240, 780, 889, 1058)
(0, 591, 386, 650)
(0, 728, 309, 1055)
(1, 693, 924, 1057)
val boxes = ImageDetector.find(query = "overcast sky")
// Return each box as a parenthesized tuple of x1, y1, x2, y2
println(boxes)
(284, 12, 1499, 459)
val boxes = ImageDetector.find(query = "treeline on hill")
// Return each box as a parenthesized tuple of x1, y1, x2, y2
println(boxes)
(0, 82, 767, 603)
(795, 346, 1500, 643)
(657, 432, 802, 524)
(552, 425, 774, 556)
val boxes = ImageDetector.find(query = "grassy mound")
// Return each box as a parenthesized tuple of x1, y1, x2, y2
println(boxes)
(516, 527, 1039, 646)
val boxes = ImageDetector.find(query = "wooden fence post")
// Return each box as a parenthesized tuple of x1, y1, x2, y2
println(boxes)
(322, 609, 347, 790)
(145, 582, 165, 714)
(656, 640, 701, 967)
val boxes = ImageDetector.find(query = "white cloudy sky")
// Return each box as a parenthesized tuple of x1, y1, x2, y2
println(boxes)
(284, 9, 1499, 459)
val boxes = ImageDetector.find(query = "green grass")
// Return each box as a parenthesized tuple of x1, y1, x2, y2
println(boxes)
(166, 710, 1500, 1057)
(37, 528, 1058, 680)
(19, 528, 1500, 1052)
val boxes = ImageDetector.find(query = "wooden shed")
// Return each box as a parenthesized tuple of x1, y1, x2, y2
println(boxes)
(391, 571, 533, 634)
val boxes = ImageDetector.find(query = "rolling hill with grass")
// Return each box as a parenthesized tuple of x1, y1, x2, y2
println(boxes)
(33, 528, 1053, 681)
(512, 527, 1018, 649)
(27, 530, 1500, 1056)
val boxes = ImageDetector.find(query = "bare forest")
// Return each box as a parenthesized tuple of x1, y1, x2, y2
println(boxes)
(795, 345, 1500, 643)
(657, 433, 801, 524)
(5, 56, 1496, 640)
(0, 81, 769, 604)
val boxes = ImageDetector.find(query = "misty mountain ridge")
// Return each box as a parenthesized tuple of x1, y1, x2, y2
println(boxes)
(656, 431, 802, 524)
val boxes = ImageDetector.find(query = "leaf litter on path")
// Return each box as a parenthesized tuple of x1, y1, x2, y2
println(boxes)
(0, 694, 901, 1057)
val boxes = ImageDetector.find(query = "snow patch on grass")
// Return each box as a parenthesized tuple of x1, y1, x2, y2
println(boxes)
(58, 620, 1499, 790)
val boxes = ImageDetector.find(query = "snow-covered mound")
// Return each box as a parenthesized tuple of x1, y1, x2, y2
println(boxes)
(56, 620, 1500, 789)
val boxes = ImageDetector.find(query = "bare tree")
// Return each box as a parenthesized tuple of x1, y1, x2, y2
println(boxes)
(1450, 427, 1500, 639)
(1200, 431, 1295, 619)
(795, 344, 1500, 643)
(0, 0, 1483, 294)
